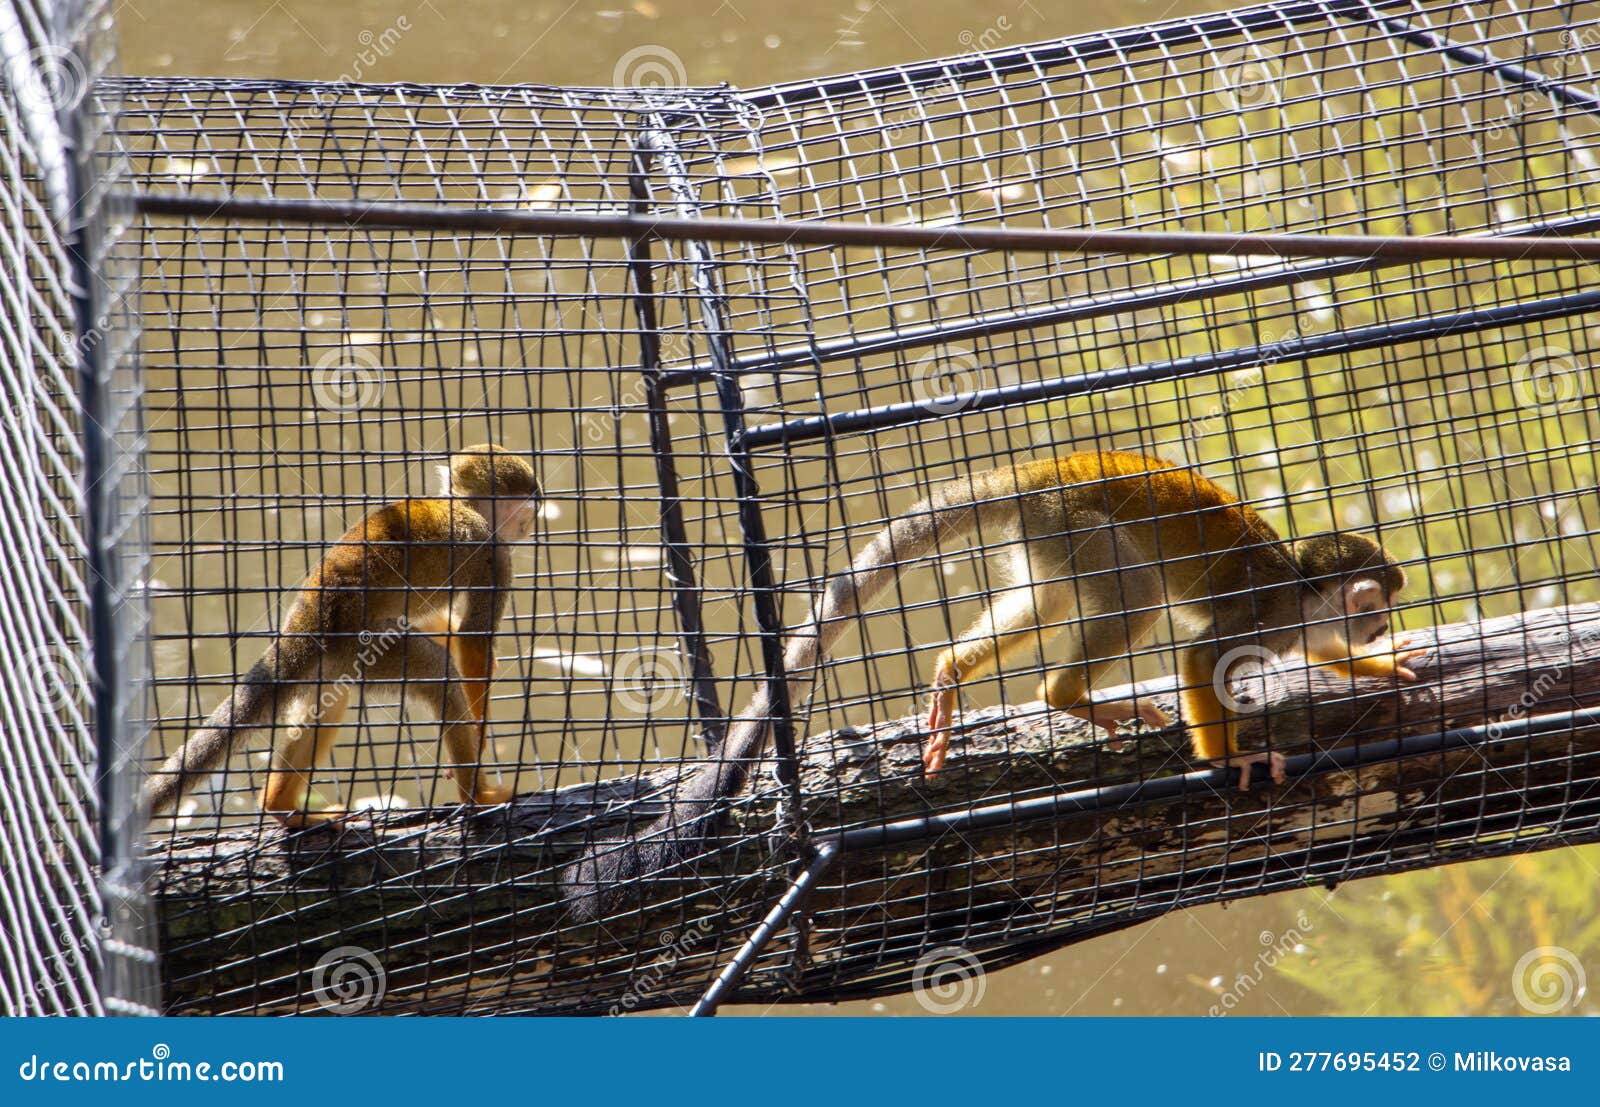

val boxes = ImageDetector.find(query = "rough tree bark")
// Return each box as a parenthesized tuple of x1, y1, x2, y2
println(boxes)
(152, 604, 1600, 1014)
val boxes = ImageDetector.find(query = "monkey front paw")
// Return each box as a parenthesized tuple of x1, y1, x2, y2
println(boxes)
(466, 780, 515, 807)
(1362, 634, 1428, 681)
(1213, 750, 1286, 792)
(1389, 637, 1428, 681)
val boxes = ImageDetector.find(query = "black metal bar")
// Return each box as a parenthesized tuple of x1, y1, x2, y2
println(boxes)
(693, 703, 1600, 1005)
(798, 787, 1600, 1005)
(688, 839, 842, 1017)
(121, 191, 1600, 263)
(637, 127, 807, 828)
(660, 207, 1600, 387)
(831, 706, 1600, 853)
(625, 150, 725, 749)
(742, 283, 1600, 448)
(1329, 0, 1600, 118)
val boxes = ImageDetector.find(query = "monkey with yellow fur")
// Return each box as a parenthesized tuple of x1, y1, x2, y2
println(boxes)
(918, 450, 1419, 781)
(144, 444, 540, 826)
(564, 449, 1420, 919)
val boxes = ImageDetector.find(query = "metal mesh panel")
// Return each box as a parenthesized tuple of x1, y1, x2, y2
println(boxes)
(119, 0, 1600, 1014)
(1, 0, 155, 1016)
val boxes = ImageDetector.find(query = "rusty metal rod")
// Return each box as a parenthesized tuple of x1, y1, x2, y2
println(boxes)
(123, 190, 1600, 264)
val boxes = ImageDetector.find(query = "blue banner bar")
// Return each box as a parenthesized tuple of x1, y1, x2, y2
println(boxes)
(3, 1017, 1590, 1105)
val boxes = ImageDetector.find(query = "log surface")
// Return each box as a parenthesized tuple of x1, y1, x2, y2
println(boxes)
(150, 604, 1600, 1014)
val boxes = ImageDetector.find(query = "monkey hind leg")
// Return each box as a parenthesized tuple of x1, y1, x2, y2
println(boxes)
(1178, 645, 1283, 790)
(379, 636, 512, 808)
(1036, 532, 1169, 734)
(1041, 613, 1171, 732)
(925, 582, 1073, 773)
(260, 686, 350, 827)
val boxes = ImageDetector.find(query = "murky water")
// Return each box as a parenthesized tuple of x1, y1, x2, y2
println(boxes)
(117, 0, 1595, 1017)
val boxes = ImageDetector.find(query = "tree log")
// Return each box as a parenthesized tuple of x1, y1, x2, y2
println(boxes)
(151, 604, 1600, 1014)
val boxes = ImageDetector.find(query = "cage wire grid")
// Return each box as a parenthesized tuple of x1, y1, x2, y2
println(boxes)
(1, 0, 156, 1015)
(71, 0, 1600, 1014)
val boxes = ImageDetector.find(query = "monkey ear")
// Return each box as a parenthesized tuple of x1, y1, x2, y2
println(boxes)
(435, 463, 454, 496)
(1343, 578, 1385, 614)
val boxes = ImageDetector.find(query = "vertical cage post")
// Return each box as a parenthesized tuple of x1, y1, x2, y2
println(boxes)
(57, 2, 157, 1014)
(625, 148, 725, 748)
(636, 125, 816, 1002)
(636, 128, 806, 814)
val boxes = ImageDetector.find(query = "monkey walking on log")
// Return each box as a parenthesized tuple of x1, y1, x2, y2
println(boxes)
(144, 444, 541, 827)
(564, 449, 1422, 919)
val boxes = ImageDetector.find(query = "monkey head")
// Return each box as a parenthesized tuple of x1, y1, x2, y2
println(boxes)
(1293, 531, 1406, 655)
(439, 443, 541, 540)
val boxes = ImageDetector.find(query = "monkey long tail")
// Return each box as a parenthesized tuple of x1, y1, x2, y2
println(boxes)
(142, 643, 289, 816)
(562, 491, 978, 921)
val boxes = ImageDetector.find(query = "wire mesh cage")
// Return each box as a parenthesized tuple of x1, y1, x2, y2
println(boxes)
(79, 0, 1600, 1014)
(1, 0, 156, 1015)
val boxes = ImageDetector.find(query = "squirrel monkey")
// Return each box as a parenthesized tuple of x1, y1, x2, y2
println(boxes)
(564, 449, 1418, 918)
(144, 444, 540, 827)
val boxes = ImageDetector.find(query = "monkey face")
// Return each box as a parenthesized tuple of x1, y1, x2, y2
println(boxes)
(1301, 575, 1395, 655)
(1341, 576, 1395, 645)
(492, 498, 540, 541)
